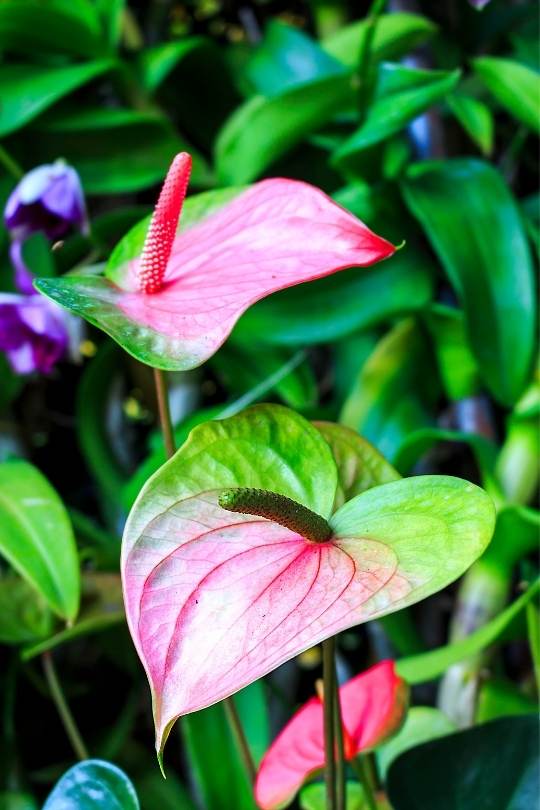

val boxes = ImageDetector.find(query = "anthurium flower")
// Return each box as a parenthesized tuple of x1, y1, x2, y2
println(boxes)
(121, 405, 495, 757)
(255, 660, 408, 810)
(5, 160, 88, 294)
(35, 153, 395, 370)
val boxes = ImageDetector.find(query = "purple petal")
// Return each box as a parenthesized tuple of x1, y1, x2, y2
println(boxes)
(9, 241, 35, 294)
(0, 293, 68, 374)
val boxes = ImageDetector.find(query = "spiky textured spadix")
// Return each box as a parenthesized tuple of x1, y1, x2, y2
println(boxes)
(137, 153, 192, 294)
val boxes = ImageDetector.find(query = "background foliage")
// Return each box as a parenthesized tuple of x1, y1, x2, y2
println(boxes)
(0, 1, 538, 808)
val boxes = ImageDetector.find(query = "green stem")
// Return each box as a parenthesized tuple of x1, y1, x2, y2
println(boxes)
(223, 695, 257, 783)
(333, 657, 346, 810)
(350, 755, 378, 810)
(357, 0, 387, 119)
(0, 143, 23, 180)
(42, 651, 89, 761)
(152, 368, 256, 783)
(323, 637, 337, 810)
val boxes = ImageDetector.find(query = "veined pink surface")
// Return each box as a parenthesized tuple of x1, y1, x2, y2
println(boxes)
(255, 660, 408, 810)
(123, 493, 410, 753)
(115, 156, 394, 364)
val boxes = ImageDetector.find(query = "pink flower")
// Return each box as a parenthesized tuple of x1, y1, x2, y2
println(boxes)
(255, 660, 408, 810)
(36, 152, 395, 370)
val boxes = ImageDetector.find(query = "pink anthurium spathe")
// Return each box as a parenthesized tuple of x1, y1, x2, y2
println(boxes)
(35, 153, 395, 370)
(255, 660, 408, 810)
(121, 406, 495, 758)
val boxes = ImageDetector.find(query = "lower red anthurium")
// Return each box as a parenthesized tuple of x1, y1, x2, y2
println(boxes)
(121, 405, 495, 760)
(255, 660, 408, 810)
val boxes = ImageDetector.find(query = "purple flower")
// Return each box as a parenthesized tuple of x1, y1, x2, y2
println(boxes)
(5, 161, 88, 242)
(0, 293, 68, 375)
(468, 0, 490, 7)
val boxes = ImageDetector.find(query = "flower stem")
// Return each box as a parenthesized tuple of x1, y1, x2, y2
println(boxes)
(322, 637, 337, 810)
(0, 144, 23, 180)
(224, 694, 257, 783)
(153, 368, 176, 459)
(350, 755, 378, 810)
(42, 651, 89, 761)
(333, 657, 346, 810)
(357, 0, 387, 119)
(152, 367, 256, 782)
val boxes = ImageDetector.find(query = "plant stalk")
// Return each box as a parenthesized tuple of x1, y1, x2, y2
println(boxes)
(357, 0, 387, 119)
(322, 637, 337, 810)
(350, 755, 378, 810)
(152, 367, 256, 782)
(333, 658, 346, 810)
(42, 651, 89, 761)
(0, 143, 23, 180)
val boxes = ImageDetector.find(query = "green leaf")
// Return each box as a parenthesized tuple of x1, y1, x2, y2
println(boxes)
(476, 677, 538, 724)
(473, 57, 540, 133)
(43, 760, 139, 810)
(215, 74, 353, 184)
(334, 63, 460, 160)
(21, 610, 123, 661)
(387, 715, 539, 810)
(27, 107, 209, 194)
(0, 460, 79, 621)
(397, 579, 540, 684)
(447, 92, 494, 155)
(233, 250, 433, 346)
(0, 575, 53, 645)
(0, 0, 105, 59)
(377, 707, 456, 778)
(20, 233, 56, 280)
(402, 159, 536, 406)
(0, 60, 114, 137)
(340, 319, 438, 462)
(138, 38, 207, 92)
(300, 782, 365, 810)
(134, 772, 196, 810)
(313, 421, 400, 509)
(422, 304, 480, 400)
(330, 475, 495, 613)
(181, 684, 268, 810)
(246, 21, 346, 96)
(0, 793, 37, 810)
(323, 13, 437, 68)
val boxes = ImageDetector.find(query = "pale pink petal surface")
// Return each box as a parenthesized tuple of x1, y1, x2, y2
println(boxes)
(254, 661, 407, 810)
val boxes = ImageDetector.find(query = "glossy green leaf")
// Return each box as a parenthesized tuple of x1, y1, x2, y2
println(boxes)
(334, 64, 460, 160)
(0, 576, 53, 645)
(323, 13, 437, 68)
(43, 760, 139, 810)
(402, 159, 536, 405)
(0, 60, 113, 137)
(215, 74, 353, 184)
(27, 107, 208, 194)
(313, 421, 400, 509)
(0, 460, 79, 621)
(397, 579, 540, 684)
(233, 250, 433, 346)
(422, 304, 480, 400)
(473, 57, 540, 133)
(182, 682, 268, 810)
(246, 21, 345, 96)
(122, 350, 309, 510)
(300, 782, 365, 810)
(387, 715, 539, 810)
(340, 319, 438, 461)
(447, 92, 494, 155)
(0, 0, 105, 58)
(377, 707, 456, 777)
(476, 677, 538, 723)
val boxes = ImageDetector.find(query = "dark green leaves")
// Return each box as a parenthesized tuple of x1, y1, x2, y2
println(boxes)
(334, 63, 460, 161)
(43, 760, 139, 810)
(403, 159, 536, 405)
(473, 57, 540, 133)
(387, 715, 539, 810)
(0, 460, 79, 622)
